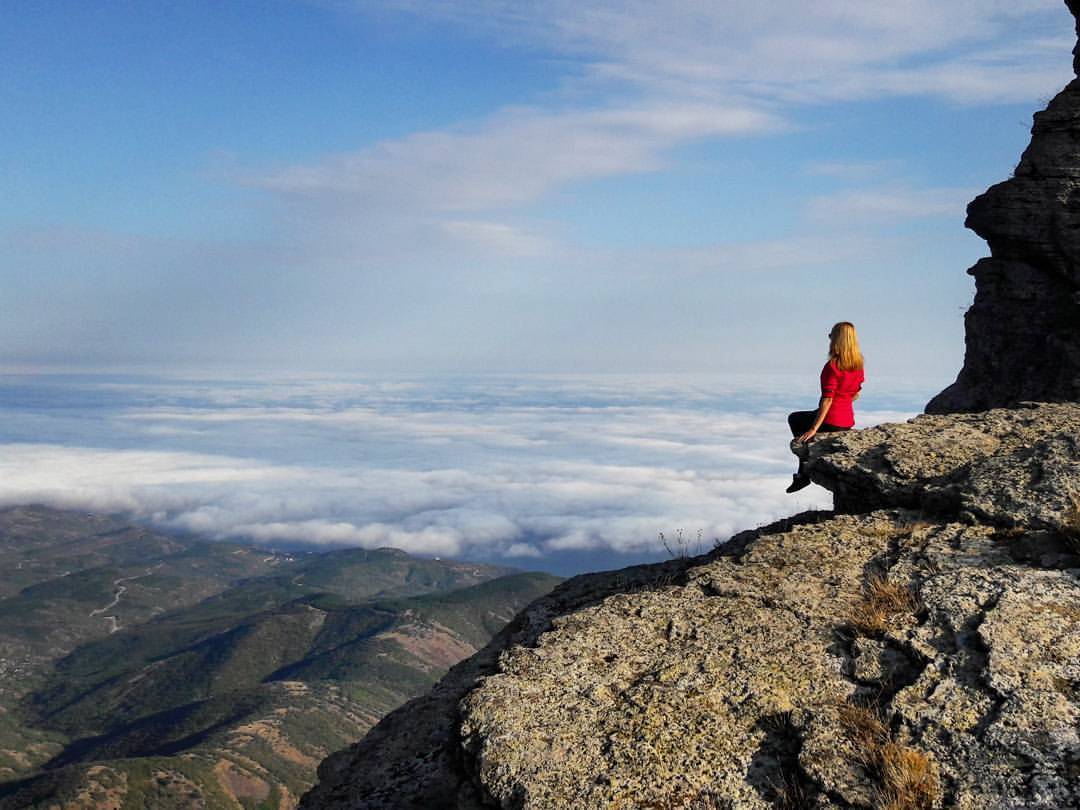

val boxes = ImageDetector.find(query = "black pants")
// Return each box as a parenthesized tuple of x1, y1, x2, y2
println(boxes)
(787, 410, 849, 477)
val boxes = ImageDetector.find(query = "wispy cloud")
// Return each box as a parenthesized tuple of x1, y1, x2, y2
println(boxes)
(805, 186, 977, 226)
(368, 0, 1069, 104)
(245, 0, 1068, 287)
(253, 102, 779, 210)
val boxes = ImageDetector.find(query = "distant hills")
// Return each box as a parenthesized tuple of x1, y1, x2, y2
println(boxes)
(0, 505, 559, 809)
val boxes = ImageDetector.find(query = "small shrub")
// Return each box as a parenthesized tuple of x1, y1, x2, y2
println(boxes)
(760, 709, 794, 734)
(848, 576, 919, 636)
(659, 529, 706, 559)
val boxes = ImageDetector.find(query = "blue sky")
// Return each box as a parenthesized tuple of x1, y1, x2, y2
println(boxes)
(2, 0, 1076, 376)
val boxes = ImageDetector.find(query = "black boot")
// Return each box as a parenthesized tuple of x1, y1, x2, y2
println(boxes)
(785, 473, 810, 493)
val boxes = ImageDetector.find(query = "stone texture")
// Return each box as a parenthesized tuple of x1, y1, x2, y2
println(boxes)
(927, 4, 1080, 412)
(300, 490, 1080, 809)
(300, 403, 1080, 809)
(460, 515, 881, 810)
(296, 550, 755, 810)
(802, 402, 1080, 535)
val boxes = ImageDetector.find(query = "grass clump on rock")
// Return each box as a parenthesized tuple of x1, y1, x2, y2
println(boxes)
(878, 742, 939, 810)
(848, 576, 919, 636)
(838, 703, 939, 810)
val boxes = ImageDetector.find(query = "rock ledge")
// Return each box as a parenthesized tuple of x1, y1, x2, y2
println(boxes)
(300, 404, 1079, 809)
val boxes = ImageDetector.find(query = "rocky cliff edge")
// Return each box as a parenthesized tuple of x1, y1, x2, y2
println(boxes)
(300, 403, 1080, 809)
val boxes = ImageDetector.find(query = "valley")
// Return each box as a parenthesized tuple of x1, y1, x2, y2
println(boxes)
(0, 505, 559, 809)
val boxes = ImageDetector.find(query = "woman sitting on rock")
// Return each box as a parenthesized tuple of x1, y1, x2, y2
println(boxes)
(786, 321, 864, 493)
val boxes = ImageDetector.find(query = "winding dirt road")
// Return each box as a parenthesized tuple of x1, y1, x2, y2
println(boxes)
(89, 564, 163, 633)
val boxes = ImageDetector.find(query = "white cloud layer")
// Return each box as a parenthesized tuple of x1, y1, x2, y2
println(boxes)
(0, 375, 928, 567)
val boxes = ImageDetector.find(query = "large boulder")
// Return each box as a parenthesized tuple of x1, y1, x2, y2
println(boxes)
(804, 402, 1080, 535)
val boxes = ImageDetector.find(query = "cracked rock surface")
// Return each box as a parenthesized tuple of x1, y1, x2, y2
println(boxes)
(299, 400, 1080, 809)
(803, 402, 1080, 534)
(453, 514, 1078, 809)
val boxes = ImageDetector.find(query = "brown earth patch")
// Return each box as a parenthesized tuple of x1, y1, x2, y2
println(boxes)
(228, 719, 320, 768)
(214, 758, 270, 801)
(378, 621, 476, 672)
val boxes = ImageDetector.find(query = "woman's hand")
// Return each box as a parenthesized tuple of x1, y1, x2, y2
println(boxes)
(799, 396, 832, 443)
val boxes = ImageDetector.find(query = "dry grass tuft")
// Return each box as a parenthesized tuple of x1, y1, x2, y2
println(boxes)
(848, 576, 919, 636)
(838, 703, 939, 810)
(863, 517, 933, 541)
(772, 771, 809, 810)
(878, 743, 939, 810)
(862, 523, 905, 539)
(837, 703, 889, 756)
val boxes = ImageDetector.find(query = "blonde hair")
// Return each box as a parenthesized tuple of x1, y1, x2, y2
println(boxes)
(829, 322, 863, 371)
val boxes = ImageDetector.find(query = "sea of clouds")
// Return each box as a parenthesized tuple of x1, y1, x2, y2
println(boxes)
(0, 373, 938, 574)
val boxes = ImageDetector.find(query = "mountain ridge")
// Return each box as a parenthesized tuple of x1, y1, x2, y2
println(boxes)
(0, 505, 560, 809)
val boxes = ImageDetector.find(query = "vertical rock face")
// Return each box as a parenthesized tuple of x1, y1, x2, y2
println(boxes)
(927, 1, 1080, 413)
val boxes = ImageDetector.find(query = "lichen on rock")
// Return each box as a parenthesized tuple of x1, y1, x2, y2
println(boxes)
(803, 402, 1080, 537)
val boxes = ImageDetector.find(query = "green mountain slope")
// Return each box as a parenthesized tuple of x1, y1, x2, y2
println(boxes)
(0, 506, 296, 780)
(0, 506, 560, 809)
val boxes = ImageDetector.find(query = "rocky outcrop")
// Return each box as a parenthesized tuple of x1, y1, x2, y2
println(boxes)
(300, 406, 1080, 810)
(927, 3, 1080, 413)
(296, 552, 731, 809)
(804, 402, 1080, 531)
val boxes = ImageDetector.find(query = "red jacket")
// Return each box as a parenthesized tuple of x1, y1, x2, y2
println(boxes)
(821, 360, 864, 428)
